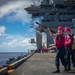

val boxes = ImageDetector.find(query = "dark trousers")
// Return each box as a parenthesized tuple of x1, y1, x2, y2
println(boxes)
(55, 47, 66, 66)
(71, 50, 75, 66)
(65, 46, 72, 68)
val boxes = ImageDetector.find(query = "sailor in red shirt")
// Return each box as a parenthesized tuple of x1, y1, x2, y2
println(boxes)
(48, 26, 67, 73)
(64, 27, 74, 71)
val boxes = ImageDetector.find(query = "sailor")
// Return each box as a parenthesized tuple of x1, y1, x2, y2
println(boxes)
(72, 36, 75, 67)
(48, 26, 67, 73)
(64, 27, 74, 70)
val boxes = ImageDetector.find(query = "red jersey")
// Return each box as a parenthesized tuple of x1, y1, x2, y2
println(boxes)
(55, 33, 65, 48)
(65, 34, 73, 47)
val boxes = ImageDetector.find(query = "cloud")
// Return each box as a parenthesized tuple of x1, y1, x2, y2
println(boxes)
(0, 0, 10, 6)
(0, 0, 40, 6)
(0, 24, 36, 52)
(0, 34, 36, 52)
(0, 0, 39, 52)
(6, 35, 14, 39)
(2, 34, 34, 47)
(0, 1, 30, 24)
(0, 26, 6, 36)
(24, 28, 35, 37)
(0, 0, 41, 24)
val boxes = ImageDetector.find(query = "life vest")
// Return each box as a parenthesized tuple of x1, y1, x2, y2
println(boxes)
(55, 33, 65, 48)
(65, 34, 74, 47)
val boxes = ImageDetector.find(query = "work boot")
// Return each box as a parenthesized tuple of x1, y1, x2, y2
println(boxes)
(67, 66, 71, 71)
(52, 66, 60, 73)
(52, 70, 60, 73)
(63, 66, 68, 72)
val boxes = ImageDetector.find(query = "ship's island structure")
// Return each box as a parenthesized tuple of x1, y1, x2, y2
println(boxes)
(25, 0, 75, 49)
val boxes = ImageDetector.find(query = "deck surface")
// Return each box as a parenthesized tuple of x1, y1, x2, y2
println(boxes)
(10, 53, 75, 75)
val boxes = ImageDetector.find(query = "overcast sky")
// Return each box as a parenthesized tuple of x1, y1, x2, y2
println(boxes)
(0, 0, 41, 52)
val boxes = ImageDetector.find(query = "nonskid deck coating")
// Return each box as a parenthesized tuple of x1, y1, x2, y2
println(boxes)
(10, 53, 75, 75)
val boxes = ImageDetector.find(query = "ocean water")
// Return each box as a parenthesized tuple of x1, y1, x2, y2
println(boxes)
(0, 52, 27, 67)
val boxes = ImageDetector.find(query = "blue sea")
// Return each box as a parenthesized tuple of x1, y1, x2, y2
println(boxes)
(0, 52, 27, 67)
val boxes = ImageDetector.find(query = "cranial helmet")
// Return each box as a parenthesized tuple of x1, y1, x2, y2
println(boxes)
(64, 27, 70, 32)
(58, 26, 63, 30)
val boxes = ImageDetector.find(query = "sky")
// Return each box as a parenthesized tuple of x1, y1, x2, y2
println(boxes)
(0, 0, 40, 52)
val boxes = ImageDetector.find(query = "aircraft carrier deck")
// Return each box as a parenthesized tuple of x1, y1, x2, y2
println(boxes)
(10, 53, 75, 75)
